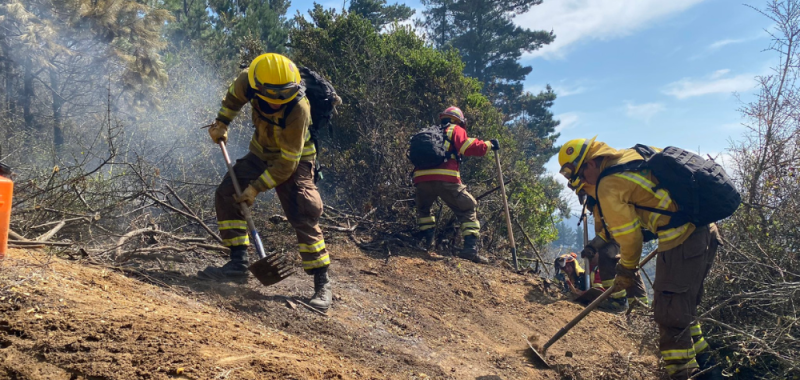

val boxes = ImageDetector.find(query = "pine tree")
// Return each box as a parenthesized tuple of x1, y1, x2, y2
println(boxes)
(349, 0, 415, 30)
(421, 0, 553, 85)
(206, 0, 291, 66)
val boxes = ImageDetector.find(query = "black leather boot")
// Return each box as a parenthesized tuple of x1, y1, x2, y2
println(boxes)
(695, 352, 723, 380)
(198, 247, 249, 282)
(459, 235, 488, 264)
(309, 266, 332, 311)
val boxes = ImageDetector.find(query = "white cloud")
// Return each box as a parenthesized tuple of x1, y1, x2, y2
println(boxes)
(710, 69, 731, 79)
(708, 38, 747, 50)
(555, 112, 580, 133)
(516, 0, 709, 59)
(527, 82, 589, 97)
(625, 102, 665, 122)
(554, 84, 587, 97)
(663, 70, 756, 99)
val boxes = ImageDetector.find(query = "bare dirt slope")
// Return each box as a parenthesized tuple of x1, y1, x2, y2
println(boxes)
(0, 241, 665, 380)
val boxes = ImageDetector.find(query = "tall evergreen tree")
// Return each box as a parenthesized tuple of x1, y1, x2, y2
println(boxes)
(420, 0, 553, 85)
(349, 0, 415, 30)
(205, 0, 291, 66)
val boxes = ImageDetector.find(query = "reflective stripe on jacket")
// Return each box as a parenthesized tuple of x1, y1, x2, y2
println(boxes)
(413, 123, 490, 184)
(582, 143, 695, 269)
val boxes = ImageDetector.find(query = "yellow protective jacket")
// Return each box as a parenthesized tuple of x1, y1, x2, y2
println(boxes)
(582, 142, 696, 269)
(216, 69, 316, 192)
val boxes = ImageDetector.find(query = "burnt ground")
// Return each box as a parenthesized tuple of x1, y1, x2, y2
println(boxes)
(0, 236, 667, 380)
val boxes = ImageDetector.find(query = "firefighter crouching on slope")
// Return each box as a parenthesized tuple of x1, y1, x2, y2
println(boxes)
(557, 247, 632, 313)
(200, 53, 338, 311)
(414, 107, 498, 264)
(558, 137, 723, 380)
(553, 252, 587, 294)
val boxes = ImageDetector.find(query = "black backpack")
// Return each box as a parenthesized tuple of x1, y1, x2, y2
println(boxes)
(595, 144, 741, 235)
(407, 125, 455, 169)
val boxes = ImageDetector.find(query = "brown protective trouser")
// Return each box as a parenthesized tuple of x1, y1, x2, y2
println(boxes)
(215, 153, 329, 273)
(415, 181, 479, 237)
(653, 224, 721, 379)
(598, 243, 648, 301)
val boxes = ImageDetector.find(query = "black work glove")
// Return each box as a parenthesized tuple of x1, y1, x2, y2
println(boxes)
(580, 245, 597, 259)
(490, 139, 500, 151)
(614, 263, 638, 289)
(581, 236, 605, 259)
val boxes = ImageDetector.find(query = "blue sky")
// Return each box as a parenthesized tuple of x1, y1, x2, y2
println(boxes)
(288, 0, 776, 211)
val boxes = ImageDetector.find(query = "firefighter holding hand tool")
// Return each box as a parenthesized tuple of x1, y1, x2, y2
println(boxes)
(558, 136, 735, 380)
(200, 53, 337, 312)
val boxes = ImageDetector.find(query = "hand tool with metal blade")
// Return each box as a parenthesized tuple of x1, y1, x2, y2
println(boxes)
(219, 141, 294, 286)
(528, 248, 659, 368)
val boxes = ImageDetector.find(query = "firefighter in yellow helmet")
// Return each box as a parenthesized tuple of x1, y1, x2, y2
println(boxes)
(201, 53, 333, 312)
(557, 137, 722, 380)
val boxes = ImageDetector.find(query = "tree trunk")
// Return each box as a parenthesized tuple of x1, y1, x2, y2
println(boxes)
(22, 58, 34, 130)
(50, 67, 64, 150)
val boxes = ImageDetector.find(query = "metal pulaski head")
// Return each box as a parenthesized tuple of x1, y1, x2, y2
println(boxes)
(248, 251, 295, 286)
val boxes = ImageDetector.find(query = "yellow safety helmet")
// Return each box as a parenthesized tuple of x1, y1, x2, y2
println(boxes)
(248, 53, 302, 105)
(558, 136, 597, 182)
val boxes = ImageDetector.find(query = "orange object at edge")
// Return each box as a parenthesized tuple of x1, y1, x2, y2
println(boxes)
(0, 175, 12, 259)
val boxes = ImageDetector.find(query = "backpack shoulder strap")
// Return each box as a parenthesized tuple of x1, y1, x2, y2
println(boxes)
(594, 160, 646, 240)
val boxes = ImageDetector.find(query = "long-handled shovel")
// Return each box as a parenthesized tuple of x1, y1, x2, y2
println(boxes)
(579, 200, 591, 291)
(218, 141, 294, 286)
(528, 248, 659, 368)
(494, 150, 518, 271)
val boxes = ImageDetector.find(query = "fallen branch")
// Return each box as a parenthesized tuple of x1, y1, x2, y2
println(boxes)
(8, 240, 72, 247)
(36, 221, 66, 242)
(114, 228, 213, 261)
(144, 193, 223, 244)
(8, 229, 28, 241)
(8, 244, 45, 249)
(30, 217, 87, 230)
(321, 224, 358, 232)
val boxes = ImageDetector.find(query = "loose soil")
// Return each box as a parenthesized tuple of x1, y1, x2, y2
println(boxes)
(0, 238, 666, 380)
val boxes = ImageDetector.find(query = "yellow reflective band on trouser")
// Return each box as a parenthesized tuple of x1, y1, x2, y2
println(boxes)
(460, 221, 480, 236)
(665, 358, 699, 375)
(459, 138, 476, 155)
(302, 254, 331, 270)
(661, 347, 697, 361)
(693, 337, 709, 354)
(601, 279, 627, 298)
(281, 148, 302, 162)
(658, 223, 689, 242)
(259, 170, 277, 189)
(302, 144, 317, 156)
(628, 296, 649, 305)
(219, 106, 239, 120)
(219, 220, 247, 230)
(418, 216, 436, 231)
(414, 169, 461, 178)
(418, 216, 436, 224)
(299, 240, 326, 253)
(690, 324, 703, 337)
(609, 218, 641, 237)
(222, 235, 249, 247)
